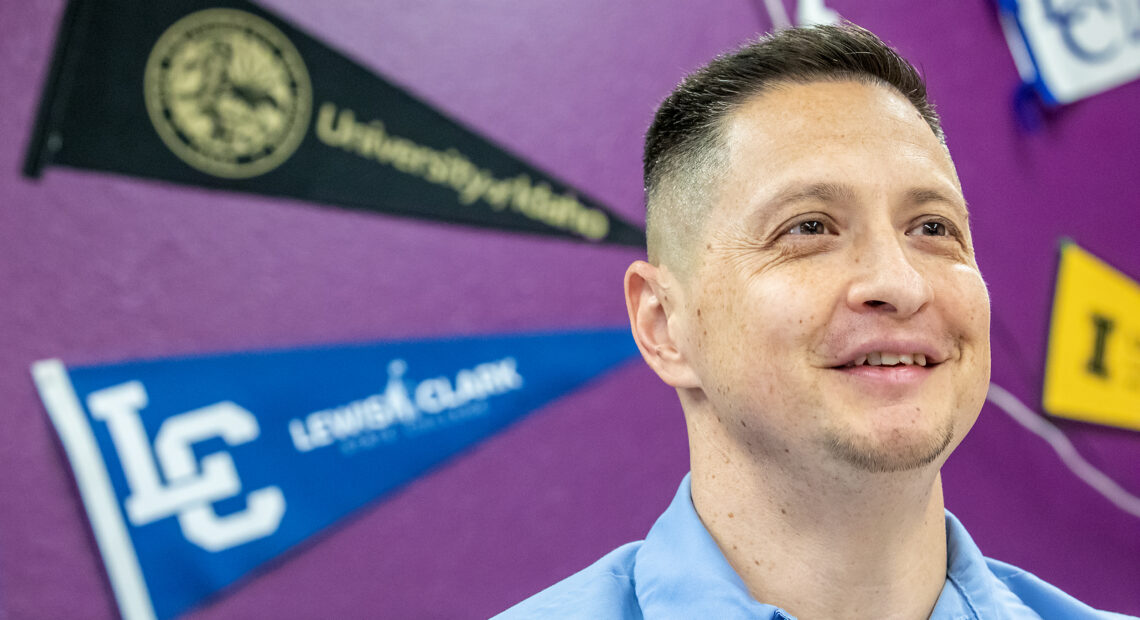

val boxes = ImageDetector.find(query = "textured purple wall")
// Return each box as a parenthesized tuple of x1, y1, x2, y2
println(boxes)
(2, 1, 1138, 618)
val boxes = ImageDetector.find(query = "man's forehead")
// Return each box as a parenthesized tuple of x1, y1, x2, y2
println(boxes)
(712, 81, 964, 216)
(723, 80, 938, 148)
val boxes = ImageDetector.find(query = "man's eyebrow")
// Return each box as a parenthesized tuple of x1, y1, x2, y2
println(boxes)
(767, 182, 858, 209)
(747, 182, 857, 231)
(906, 187, 969, 216)
(750, 183, 969, 228)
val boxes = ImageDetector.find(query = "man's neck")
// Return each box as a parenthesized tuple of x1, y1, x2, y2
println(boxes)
(688, 429, 949, 620)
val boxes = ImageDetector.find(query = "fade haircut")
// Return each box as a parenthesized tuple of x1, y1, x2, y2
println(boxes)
(643, 23, 944, 272)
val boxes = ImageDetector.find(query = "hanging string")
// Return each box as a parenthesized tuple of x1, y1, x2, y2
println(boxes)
(757, 0, 842, 30)
(796, 0, 841, 26)
(986, 382, 1140, 519)
(759, 0, 792, 31)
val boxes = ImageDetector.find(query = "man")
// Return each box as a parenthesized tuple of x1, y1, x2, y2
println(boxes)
(497, 24, 1129, 619)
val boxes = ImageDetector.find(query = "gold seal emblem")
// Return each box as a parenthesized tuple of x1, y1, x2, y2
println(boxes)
(144, 9, 312, 179)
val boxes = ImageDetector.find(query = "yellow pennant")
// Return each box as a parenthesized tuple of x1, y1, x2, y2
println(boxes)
(1043, 242, 1140, 430)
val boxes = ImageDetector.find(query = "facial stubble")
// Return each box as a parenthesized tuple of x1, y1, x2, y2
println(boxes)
(823, 416, 956, 474)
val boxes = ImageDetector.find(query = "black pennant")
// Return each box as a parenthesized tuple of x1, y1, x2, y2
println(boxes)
(25, 0, 646, 247)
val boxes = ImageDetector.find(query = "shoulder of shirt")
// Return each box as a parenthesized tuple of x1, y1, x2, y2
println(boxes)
(983, 557, 1138, 619)
(492, 541, 644, 620)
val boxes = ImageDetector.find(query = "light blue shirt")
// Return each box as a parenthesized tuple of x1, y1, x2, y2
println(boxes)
(496, 475, 1133, 619)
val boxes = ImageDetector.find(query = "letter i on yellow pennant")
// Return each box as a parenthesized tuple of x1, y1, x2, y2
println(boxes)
(1043, 242, 1140, 431)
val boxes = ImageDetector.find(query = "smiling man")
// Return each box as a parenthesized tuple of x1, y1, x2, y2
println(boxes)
(496, 24, 1127, 620)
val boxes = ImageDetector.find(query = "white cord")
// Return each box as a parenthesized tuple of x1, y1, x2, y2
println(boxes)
(796, 0, 841, 27)
(986, 382, 1140, 519)
(761, 0, 792, 30)
(758, 1, 841, 32)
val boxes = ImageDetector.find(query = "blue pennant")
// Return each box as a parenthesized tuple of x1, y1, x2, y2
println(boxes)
(32, 328, 638, 620)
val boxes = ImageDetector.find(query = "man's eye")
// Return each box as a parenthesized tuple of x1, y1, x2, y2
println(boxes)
(909, 220, 952, 237)
(787, 220, 830, 235)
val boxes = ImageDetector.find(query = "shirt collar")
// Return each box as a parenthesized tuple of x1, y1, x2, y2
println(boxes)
(633, 474, 1033, 620)
(931, 511, 1040, 619)
(633, 474, 789, 619)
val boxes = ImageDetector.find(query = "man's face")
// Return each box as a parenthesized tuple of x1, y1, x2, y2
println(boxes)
(672, 80, 990, 474)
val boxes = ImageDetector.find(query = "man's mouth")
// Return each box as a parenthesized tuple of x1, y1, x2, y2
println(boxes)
(828, 351, 943, 386)
(840, 352, 930, 368)
(826, 339, 949, 372)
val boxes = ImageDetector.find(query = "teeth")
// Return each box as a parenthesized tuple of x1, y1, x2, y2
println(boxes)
(853, 352, 930, 367)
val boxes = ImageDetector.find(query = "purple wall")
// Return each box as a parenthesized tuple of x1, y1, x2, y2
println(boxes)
(2, 1, 1138, 618)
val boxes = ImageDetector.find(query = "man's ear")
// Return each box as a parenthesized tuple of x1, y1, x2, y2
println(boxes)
(625, 260, 700, 389)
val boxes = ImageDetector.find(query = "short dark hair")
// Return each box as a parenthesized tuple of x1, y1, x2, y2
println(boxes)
(643, 23, 944, 269)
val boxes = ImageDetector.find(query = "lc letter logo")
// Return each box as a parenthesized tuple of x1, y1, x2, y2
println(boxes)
(86, 381, 285, 552)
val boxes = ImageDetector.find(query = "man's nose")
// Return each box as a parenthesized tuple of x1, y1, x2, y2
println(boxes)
(845, 234, 933, 318)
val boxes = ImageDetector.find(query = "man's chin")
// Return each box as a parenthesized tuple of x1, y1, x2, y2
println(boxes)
(823, 421, 956, 474)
